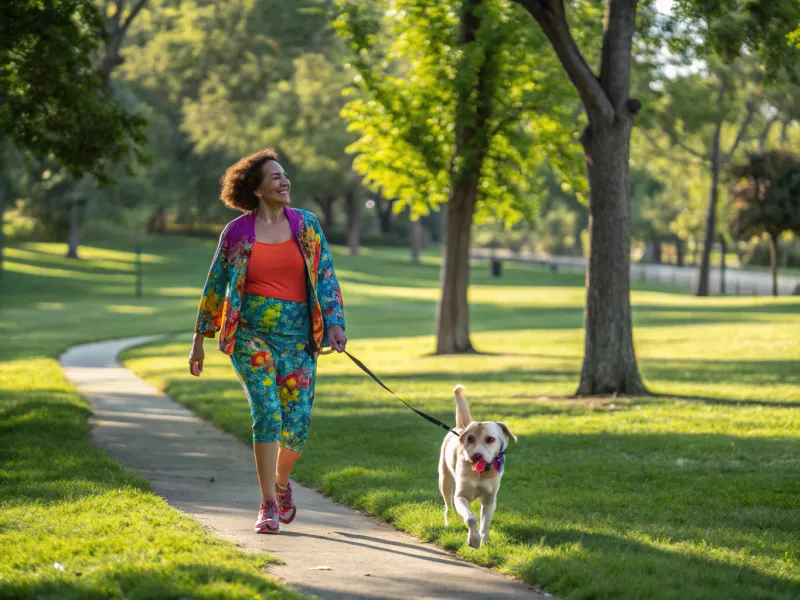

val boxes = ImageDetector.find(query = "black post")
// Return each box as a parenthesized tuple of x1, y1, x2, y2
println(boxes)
(719, 235, 727, 295)
(490, 257, 502, 277)
(135, 201, 143, 298)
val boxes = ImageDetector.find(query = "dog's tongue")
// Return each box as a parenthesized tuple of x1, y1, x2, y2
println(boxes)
(472, 459, 488, 473)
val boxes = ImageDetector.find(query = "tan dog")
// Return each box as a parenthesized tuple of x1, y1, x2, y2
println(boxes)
(439, 385, 516, 549)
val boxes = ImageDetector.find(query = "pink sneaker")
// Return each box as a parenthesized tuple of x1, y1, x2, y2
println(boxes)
(255, 500, 279, 534)
(276, 482, 296, 524)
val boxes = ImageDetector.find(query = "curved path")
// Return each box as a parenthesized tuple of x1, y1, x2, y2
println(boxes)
(59, 337, 545, 600)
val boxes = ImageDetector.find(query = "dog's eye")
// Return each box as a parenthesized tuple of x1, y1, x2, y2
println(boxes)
(485, 437, 495, 444)
(467, 435, 475, 443)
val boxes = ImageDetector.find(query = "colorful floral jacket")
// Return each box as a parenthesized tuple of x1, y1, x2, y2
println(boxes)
(194, 207, 345, 356)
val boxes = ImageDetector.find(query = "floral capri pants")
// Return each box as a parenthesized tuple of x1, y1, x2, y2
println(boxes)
(230, 294, 316, 451)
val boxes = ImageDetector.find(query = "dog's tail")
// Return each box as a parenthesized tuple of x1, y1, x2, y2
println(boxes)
(453, 385, 471, 429)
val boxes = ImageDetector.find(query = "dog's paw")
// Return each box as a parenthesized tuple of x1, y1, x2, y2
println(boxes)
(466, 518, 481, 549)
(467, 530, 482, 549)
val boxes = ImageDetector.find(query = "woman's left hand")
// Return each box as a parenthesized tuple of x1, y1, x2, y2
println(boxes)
(328, 324, 347, 353)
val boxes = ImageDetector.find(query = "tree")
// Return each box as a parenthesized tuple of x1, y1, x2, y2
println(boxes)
(0, 0, 146, 276)
(334, 0, 581, 354)
(730, 150, 800, 295)
(510, 0, 800, 393)
(63, 0, 150, 259)
(145, 1, 361, 229)
(508, 0, 650, 393)
(646, 60, 759, 292)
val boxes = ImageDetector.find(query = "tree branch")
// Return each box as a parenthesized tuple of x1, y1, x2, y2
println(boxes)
(512, 0, 614, 123)
(758, 115, 780, 149)
(122, 0, 148, 34)
(657, 122, 708, 161)
(722, 102, 756, 167)
(598, 0, 640, 113)
(112, 0, 125, 30)
(638, 128, 705, 168)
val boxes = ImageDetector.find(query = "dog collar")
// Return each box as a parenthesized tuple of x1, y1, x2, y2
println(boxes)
(482, 446, 506, 474)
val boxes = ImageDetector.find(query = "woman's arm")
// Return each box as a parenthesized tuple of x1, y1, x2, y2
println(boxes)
(312, 214, 345, 339)
(194, 225, 230, 339)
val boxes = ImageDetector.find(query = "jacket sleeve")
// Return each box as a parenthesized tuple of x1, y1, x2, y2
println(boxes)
(313, 214, 345, 333)
(195, 226, 230, 338)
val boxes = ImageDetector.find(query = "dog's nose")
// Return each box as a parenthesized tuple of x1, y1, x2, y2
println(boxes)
(471, 453, 483, 462)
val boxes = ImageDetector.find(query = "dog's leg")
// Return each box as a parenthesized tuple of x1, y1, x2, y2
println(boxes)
(479, 494, 497, 545)
(439, 468, 455, 527)
(454, 495, 481, 549)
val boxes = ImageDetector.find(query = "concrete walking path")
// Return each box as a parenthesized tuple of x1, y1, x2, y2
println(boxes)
(59, 336, 545, 600)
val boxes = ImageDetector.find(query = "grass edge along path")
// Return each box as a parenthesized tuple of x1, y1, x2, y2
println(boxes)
(0, 240, 306, 600)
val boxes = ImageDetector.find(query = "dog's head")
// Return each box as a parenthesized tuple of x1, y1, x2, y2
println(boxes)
(459, 421, 517, 471)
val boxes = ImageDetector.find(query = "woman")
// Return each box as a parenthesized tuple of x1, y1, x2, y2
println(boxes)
(189, 148, 346, 535)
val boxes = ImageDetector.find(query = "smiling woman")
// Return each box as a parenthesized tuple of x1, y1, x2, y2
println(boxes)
(188, 148, 347, 536)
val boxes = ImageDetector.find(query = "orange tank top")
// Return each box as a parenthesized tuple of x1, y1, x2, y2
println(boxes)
(244, 239, 307, 303)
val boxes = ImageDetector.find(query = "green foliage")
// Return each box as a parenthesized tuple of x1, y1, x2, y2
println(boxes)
(0, 0, 146, 182)
(332, 0, 584, 224)
(730, 150, 800, 241)
(121, 0, 357, 219)
(671, 0, 800, 82)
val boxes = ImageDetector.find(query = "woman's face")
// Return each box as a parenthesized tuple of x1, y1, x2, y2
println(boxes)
(257, 160, 291, 206)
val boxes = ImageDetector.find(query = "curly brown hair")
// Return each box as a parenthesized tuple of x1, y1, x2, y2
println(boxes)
(219, 148, 279, 212)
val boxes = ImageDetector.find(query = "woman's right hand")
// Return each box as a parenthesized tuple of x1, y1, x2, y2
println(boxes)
(189, 336, 205, 376)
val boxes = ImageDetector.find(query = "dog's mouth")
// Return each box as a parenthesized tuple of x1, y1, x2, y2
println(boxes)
(471, 458, 489, 473)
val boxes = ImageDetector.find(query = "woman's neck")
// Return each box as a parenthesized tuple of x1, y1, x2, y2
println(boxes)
(256, 201, 285, 224)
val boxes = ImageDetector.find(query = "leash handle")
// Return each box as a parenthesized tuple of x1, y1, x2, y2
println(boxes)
(324, 348, 457, 436)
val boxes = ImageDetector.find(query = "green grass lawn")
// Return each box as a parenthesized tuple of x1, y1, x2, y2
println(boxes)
(0, 237, 304, 599)
(3, 234, 799, 599)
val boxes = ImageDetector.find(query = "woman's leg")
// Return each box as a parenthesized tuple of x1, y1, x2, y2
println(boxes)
(254, 441, 280, 502)
(276, 448, 302, 486)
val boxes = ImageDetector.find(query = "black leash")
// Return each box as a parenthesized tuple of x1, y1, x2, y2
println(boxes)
(334, 350, 458, 437)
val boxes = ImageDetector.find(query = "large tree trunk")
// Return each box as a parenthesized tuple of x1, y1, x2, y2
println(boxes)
(512, 0, 647, 395)
(434, 0, 490, 355)
(577, 121, 647, 395)
(696, 120, 722, 296)
(435, 179, 478, 354)
(66, 199, 82, 259)
(410, 218, 423, 265)
(769, 232, 779, 296)
(345, 191, 361, 256)
(719, 234, 726, 294)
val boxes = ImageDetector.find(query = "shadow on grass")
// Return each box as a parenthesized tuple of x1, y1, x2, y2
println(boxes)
(0, 563, 293, 600)
(656, 393, 800, 409)
(497, 522, 800, 600)
(320, 354, 799, 406)
(0, 391, 147, 505)
(292, 417, 800, 599)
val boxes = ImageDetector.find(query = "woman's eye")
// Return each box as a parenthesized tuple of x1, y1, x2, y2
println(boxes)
(485, 437, 495, 444)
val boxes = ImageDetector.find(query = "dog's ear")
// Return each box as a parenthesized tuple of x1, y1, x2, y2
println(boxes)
(496, 422, 517, 443)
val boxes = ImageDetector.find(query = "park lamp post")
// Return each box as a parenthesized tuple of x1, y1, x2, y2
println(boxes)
(135, 200, 143, 298)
